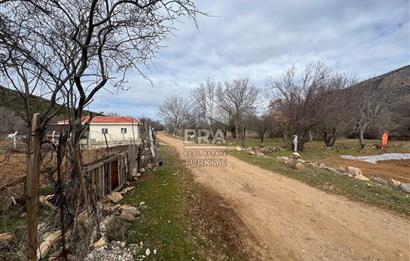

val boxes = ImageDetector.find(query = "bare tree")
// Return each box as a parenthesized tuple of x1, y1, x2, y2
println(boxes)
(351, 89, 393, 149)
(267, 62, 353, 150)
(1, 0, 200, 259)
(191, 79, 220, 134)
(216, 78, 259, 147)
(159, 96, 190, 135)
(248, 113, 271, 143)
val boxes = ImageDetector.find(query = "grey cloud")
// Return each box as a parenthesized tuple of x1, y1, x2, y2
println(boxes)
(90, 0, 409, 119)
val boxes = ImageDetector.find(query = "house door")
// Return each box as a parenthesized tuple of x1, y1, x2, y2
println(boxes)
(111, 160, 119, 190)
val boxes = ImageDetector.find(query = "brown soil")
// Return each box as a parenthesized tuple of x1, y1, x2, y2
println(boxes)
(321, 157, 410, 183)
(159, 133, 410, 261)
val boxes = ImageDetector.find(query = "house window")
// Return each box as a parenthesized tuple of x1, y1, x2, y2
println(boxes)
(102, 128, 108, 134)
(121, 128, 127, 134)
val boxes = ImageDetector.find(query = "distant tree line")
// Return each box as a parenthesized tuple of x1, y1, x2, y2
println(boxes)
(159, 62, 409, 150)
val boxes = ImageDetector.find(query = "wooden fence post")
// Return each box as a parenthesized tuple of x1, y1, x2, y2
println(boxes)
(26, 113, 41, 261)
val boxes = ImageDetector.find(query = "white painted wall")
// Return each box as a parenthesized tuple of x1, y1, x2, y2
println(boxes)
(89, 123, 140, 143)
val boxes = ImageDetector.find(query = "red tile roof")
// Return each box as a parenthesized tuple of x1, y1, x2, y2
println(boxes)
(56, 116, 139, 125)
(88, 116, 139, 124)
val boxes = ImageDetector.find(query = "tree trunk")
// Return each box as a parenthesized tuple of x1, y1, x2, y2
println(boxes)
(308, 130, 313, 142)
(240, 127, 245, 147)
(359, 128, 365, 150)
(323, 127, 337, 148)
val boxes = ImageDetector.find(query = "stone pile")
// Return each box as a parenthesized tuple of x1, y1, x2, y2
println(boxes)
(37, 185, 143, 260)
(276, 153, 410, 193)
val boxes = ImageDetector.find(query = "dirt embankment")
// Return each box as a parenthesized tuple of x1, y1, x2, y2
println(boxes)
(159, 133, 410, 261)
(322, 157, 410, 183)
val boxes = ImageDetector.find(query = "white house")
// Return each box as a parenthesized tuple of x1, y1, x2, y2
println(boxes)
(56, 115, 140, 146)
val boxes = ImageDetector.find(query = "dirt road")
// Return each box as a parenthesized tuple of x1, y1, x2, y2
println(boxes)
(158, 134, 410, 261)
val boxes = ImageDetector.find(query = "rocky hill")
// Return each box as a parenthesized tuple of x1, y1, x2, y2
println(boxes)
(347, 65, 410, 138)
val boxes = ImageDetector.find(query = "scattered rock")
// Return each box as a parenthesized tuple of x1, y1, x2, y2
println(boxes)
(235, 146, 242, 151)
(286, 159, 305, 170)
(294, 162, 305, 170)
(85, 241, 139, 261)
(145, 248, 151, 256)
(0, 232, 14, 244)
(120, 205, 141, 217)
(107, 192, 123, 203)
(140, 168, 145, 173)
(335, 166, 346, 172)
(120, 187, 135, 195)
(370, 176, 388, 185)
(354, 173, 370, 181)
(325, 167, 339, 174)
(39, 195, 56, 209)
(120, 211, 136, 222)
(248, 150, 256, 155)
(345, 166, 369, 181)
(399, 183, 410, 193)
(153, 249, 157, 255)
(37, 230, 61, 259)
(306, 162, 319, 168)
(318, 163, 327, 168)
(276, 156, 289, 163)
(291, 152, 301, 159)
(120, 205, 140, 222)
(390, 179, 402, 187)
(92, 236, 109, 250)
(346, 166, 361, 176)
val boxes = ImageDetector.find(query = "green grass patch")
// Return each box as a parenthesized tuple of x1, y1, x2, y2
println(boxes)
(122, 145, 245, 260)
(230, 151, 410, 216)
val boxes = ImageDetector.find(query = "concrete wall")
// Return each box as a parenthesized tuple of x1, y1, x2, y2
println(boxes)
(89, 123, 140, 143)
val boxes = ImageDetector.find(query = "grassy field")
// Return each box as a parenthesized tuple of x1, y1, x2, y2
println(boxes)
(121, 145, 248, 260)
(230, 149, 410, 217)
(226, 137, 410, 156)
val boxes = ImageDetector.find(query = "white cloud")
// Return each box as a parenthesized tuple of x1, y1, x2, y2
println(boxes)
(90, 0, 410, 119)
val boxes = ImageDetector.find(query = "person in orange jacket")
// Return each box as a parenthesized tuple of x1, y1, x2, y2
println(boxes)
(380, 130, 389, 151)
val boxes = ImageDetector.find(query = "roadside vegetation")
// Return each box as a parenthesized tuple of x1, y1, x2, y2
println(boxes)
(121, 145, 249, 260)
(226, 137, 410, 159)
(228, 138, 410, 216)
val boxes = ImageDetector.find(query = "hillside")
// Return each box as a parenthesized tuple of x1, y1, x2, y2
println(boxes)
(347, 65, 410, 138)
(0, 85, 64, 121)
(349, 65, 410, 94)
(0, 85, 100, 122)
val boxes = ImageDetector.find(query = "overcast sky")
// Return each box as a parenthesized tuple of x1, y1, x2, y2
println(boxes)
(89, 0, 410, 119)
